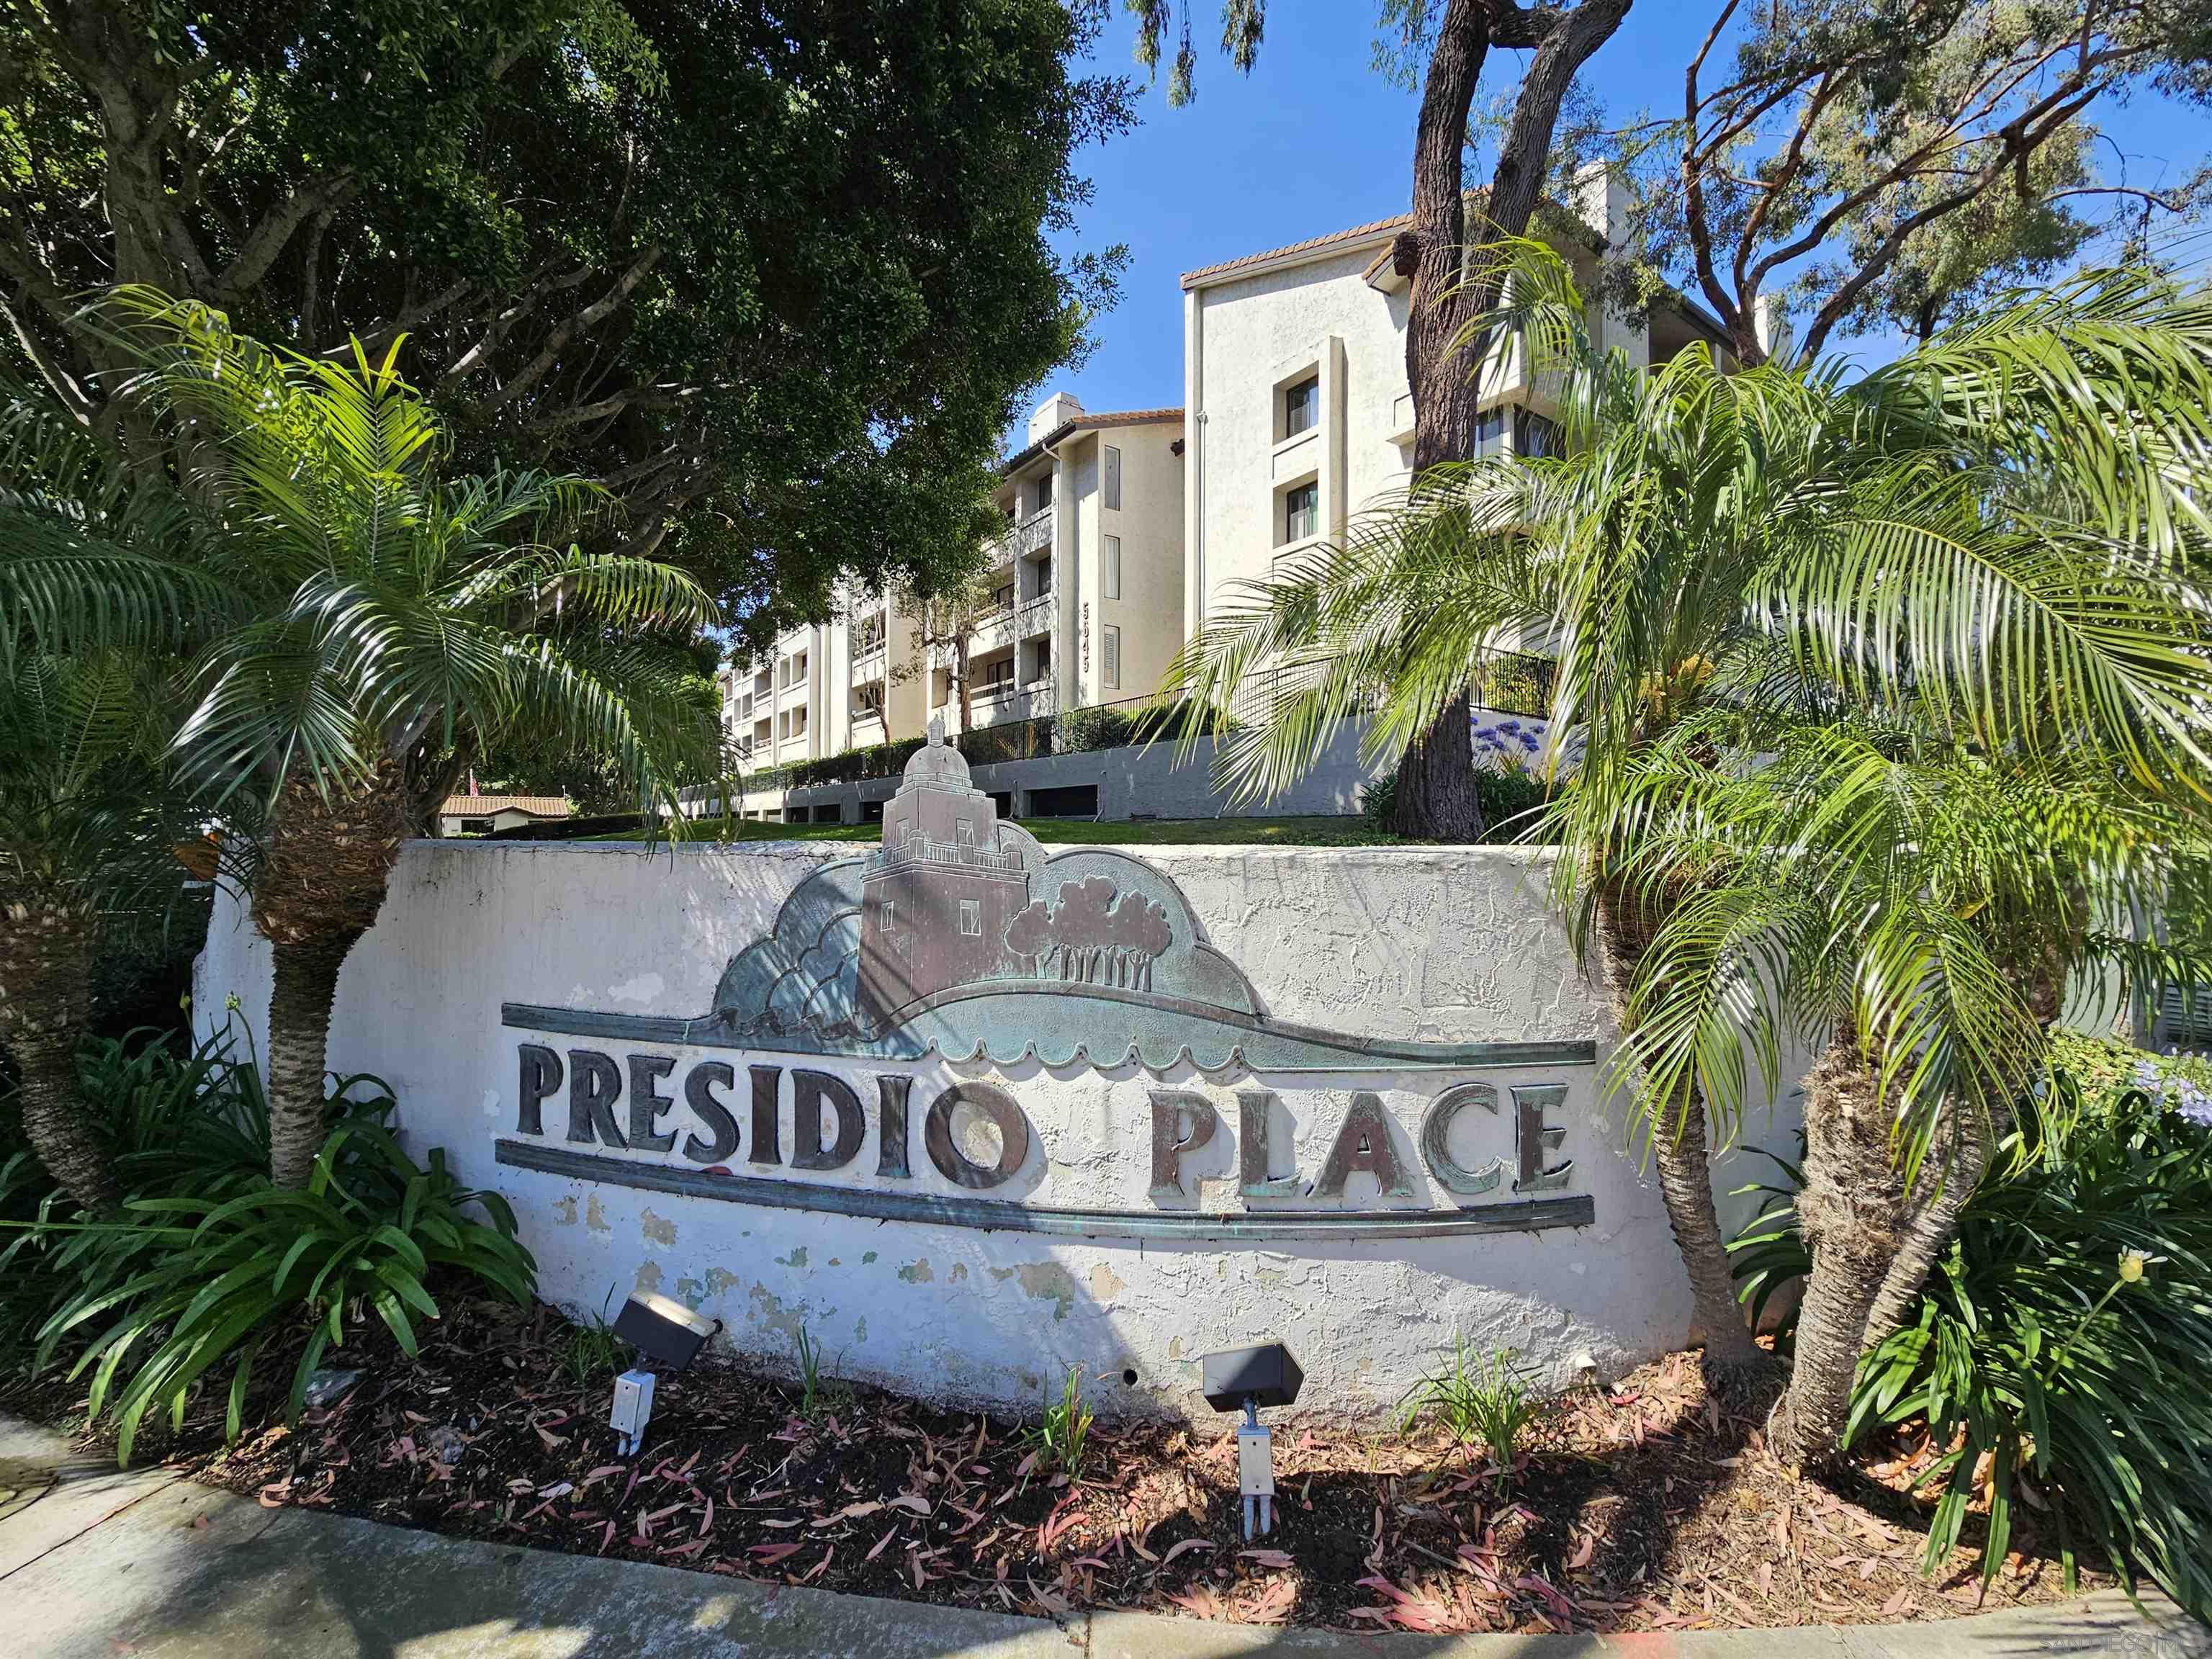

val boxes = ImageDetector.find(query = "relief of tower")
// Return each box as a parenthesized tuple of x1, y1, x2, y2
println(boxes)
(858, 721, 1033, 1018)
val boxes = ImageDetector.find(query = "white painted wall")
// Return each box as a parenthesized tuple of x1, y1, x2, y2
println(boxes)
(194, 840, 1802, 1419)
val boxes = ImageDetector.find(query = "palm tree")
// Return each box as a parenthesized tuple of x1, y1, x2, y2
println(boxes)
(114, 293, 718, 1190)
(0, 376, 219, 1213)
(1617, 724, 2212, 1463)
(1161, 248, 2212, 1408)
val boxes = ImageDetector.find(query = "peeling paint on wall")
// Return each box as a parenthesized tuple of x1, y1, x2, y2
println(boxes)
(640, 1209, 677, 1246)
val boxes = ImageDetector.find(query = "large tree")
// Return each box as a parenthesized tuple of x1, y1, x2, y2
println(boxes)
(1614, 0, 2212, 364)
(1132, 0, 1632, 840)
(1, 0, 1132, 638)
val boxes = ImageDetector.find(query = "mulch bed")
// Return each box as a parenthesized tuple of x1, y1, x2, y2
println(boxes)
(2, 1297, 2107, 1635)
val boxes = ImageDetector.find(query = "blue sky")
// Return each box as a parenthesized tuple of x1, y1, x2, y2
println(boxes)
(1036, 0, 2212, 426)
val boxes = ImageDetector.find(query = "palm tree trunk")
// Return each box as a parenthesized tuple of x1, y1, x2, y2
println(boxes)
(0, 896, 119, 1214)
(1776, 1030, 1906, 1467)
(264, 929, 362, 1190)
(251, 760, 410, 1189)
(1859, 1102, 2002, 1356)
(1594, 884, 1763, 1368)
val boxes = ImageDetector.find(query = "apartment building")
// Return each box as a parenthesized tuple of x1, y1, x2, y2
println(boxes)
(1179, 166, 1743, 639)
(935, 396, 1185, 734)
(716, 593, 930, 771)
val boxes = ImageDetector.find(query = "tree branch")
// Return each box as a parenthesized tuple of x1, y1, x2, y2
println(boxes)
(487, 247, 662, 414)
(215, 174, 356, 304)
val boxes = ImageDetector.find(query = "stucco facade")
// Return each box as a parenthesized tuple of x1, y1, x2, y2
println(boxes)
(1181, 168, 1728, 642)
(192, 835, 1804, 1419)
(945, 399, 1186, 733)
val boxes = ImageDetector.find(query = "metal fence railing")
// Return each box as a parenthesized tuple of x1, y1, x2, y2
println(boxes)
(681, 648, 1558, 807)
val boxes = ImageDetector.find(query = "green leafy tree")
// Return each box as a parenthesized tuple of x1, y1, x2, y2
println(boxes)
(1130, 0, 1634, 839)
(1, 0, 1131, 640)
(1164, 247, 2212, 1431)
(0, 377, 218, 1213)
(117, 293, 716, 1190)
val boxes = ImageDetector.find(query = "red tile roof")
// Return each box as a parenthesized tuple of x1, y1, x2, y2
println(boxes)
(1181, 212, 1413, 288)
(999, 408, 1184, 476)
(1076, 407, 1184, 428)
(439, 795, 571, 818)
(1179, 189, 1614, 289)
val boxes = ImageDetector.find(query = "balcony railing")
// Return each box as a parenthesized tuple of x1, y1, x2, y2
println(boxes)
(870, 835, 1025, 876)
(988, 507, 1053, 567)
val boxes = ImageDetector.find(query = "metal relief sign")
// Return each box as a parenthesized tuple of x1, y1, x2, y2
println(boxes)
(498, 725, 1596, 1241)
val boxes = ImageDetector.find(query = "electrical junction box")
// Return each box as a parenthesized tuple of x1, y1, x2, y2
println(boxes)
(610, 1368, 655, 1447)
(1236, 1421, 1274, 1498)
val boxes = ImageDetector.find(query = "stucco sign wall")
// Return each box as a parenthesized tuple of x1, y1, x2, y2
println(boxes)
(194, 733, 1794, 1418)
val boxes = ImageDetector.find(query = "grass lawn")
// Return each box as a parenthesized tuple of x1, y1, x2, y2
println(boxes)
(593, 814, 1411, 847)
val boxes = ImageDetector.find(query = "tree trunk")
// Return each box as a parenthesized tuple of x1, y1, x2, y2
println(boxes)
(1858, 944, 2059, 1354)
(1858, 1101, 2002, 1357)
(251, 760, 410, 1189)
(1389, 0, 1493, 842)
(1390, 0, 1630, 839)
(1776, 1030, 1906, 1467)
(1594, 884, 1762, 1367)
(264, 930, 363, 1190)
(0, 895, 119, 1214)
(1393, 688, 1484, 839)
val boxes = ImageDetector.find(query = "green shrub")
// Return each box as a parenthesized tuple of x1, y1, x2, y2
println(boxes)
(1730, 1046, 2212, 1620)
(1, 1031, 536, 1463)
(1051, 704, 1133, 755)
(1358, 760, 1554, 844)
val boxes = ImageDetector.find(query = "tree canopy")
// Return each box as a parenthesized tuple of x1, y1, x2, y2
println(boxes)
(1, 0, 1133, 642)
(1604, 0, 2212, 361)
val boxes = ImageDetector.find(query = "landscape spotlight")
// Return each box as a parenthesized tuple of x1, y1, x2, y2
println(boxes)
(607, 1292, 719, 1457)
(1200, 1343, 1303, 1540)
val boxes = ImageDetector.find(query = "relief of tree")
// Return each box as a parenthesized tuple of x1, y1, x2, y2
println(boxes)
(1005, 876, 1170, 989)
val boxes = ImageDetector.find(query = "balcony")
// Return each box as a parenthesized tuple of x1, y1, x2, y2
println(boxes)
(987, 507, 1053, 567)
(850, 638, 887, 679)
(1015, 588, 1053, 632)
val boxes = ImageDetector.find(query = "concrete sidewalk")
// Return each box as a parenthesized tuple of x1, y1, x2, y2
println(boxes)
(3, 1416, 2204, 1659)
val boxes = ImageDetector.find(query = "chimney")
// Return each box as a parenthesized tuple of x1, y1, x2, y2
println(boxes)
(1754, 293, 1794, 364)
(1027, 391, 1084, 444)
(1571, 160, 1632, 251)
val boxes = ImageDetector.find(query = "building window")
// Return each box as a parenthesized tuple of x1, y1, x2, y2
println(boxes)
(1033, 473, 1053, 513)
(1102, 444, 1122, 511)
(1284, 374, 1320, 438)
(958, 900, 982, 937)
(1474, 406, 1507, 459)
(956, 819, 975, 845)
(1102, 534, 1121, 601)
(1514, 408, 1563, 458)
(1102, 625, 1121, 690)
(878, 899, 896, 932)
(1282, 480, 1318, 544)
(992, 580, 1015, 609)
